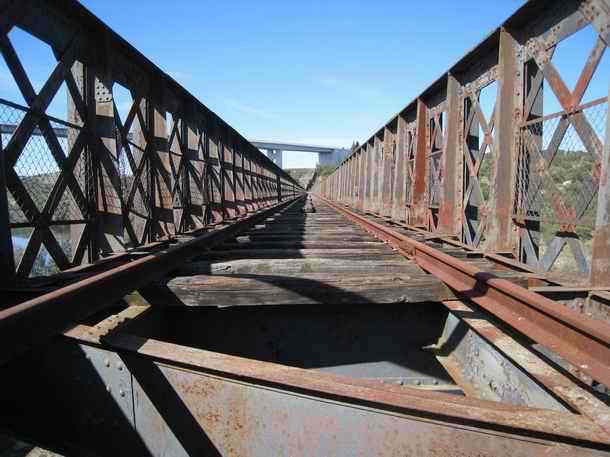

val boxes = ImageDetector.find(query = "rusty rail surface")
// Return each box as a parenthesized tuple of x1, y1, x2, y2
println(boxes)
(0, 196, 301, 364)
(314, 0, 610, 396)
(0, 0, 302, 358)
(1, 196, 609, 456)
(318, 194, 610, 391)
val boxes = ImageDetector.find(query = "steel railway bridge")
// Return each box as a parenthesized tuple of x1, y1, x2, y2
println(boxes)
(0, 0, 610, 455)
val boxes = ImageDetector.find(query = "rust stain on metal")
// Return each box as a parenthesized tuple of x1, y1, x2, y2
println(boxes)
(317, 194, 610, 390)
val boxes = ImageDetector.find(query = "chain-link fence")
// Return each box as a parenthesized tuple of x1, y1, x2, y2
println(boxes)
(515, 100, 607, 274)
(1, 98, 87, 276)
(116, 107, 151, 246)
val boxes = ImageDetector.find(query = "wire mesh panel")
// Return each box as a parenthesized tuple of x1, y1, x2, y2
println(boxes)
(113, 83, 152, 247)
(167, 112, 187, 232)
(0, 2, 300, 279)
(515, 20, 608, 278)
(462, 79, 498, 248)
(0, 25, 89, 277)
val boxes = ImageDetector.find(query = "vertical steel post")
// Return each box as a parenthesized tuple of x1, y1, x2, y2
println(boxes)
(339, 163, 344, 202)
(200, 120, 212, 225)
(485, 29, 519, 253)
(346, 160, 351, 203)
(336, 168, 340, 201)
(276, 173, 282, 202)
(356, 147, 365, 210)
(392, 116, 406, 221)
(234, 139, 246, 212)
(339, 164, 343, 202)
(381, 127, 394, 217)
(67, 61, 89, 259)
(254, 158, 262, 209)
(372, 135, 381, 213)
(0, 124, 14, 280)
(221, 130, 236, 218)
(362, 144, 371, 211)
(439, 74, 462, 235)
(591, 82, 610, 286)
(186, 116, 203, 229)
(340, 160, 345, 203)
(243, 149, 253, 212)
(413, 99, 429, 227)
(92, 72, 123, 253)
(248, 156, 256, 209)
(353, 155, 358, 207)
(168, 113, 184, 232)
(151, 93, 174, 238)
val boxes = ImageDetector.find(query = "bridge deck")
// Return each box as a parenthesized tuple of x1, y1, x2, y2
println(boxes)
(2, 194, 610, 456)
(1, 0, 610, 455)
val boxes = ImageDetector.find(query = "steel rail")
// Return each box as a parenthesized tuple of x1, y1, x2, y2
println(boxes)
(0, 196, 303, 365)
(316, 194, 610, 389)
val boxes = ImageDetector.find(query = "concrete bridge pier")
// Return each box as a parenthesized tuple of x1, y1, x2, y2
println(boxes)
(266, 149, 283, 168)
(252, 141, 350, 169)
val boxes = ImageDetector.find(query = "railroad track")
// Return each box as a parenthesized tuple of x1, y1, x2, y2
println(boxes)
(119, 194, 548, 321)
(2, 194, 610, 455)
(2, 0, 610, 454)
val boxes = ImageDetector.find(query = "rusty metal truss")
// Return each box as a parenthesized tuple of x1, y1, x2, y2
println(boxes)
(0, 0, 300, 281)
(1, 0, 610, 456)
(317, 0, 610, 285)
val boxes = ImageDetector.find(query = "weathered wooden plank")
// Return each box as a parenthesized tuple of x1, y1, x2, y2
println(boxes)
(158, 272, 450, 306)
(239, 233, 375, 242)
(201, 248, 399, 260)
(177, 258, 419, 276)
(247, 227, 367, 235)
(216, 240, 386, 250)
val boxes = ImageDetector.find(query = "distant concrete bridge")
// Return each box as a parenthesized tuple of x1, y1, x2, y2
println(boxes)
(0, 124, 350, 170)
(250, 141, 350, 168)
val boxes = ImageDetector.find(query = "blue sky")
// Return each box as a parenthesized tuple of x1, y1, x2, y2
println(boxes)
(1, 0, 608, 168)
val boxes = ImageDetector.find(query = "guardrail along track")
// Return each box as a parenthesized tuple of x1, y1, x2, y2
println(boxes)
(1, 194, 610, 456)
(1, 0, 610, 456)
(311, 0, 610, 453)
(0, 0, 302, 362)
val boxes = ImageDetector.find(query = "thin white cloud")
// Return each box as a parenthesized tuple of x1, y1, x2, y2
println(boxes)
(318, 76, 383, 99)
(225, 100, 275, 120)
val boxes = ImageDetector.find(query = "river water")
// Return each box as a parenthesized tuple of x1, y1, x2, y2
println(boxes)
(11, 227, 71, 276)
